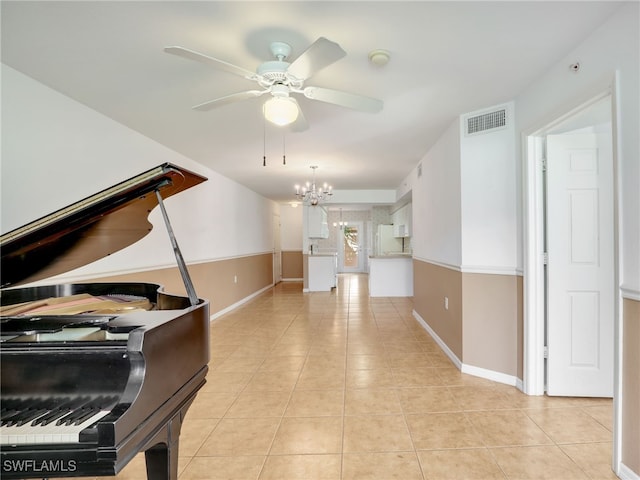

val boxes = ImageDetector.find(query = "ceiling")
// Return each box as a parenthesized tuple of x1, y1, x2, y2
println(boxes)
(1, 1, 622, 204)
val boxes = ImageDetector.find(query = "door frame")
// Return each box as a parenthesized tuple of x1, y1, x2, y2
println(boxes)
(338, 221, 365, 273)
(522, 77, 622, 471)
(272, 212, 282, 285)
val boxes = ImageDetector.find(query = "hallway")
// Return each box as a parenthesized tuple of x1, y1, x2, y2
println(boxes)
(98, 274, 614, 479)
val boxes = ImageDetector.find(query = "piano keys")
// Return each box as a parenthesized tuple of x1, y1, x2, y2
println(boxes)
(0, 164, 210, 480)
(1, 396, 115, 445)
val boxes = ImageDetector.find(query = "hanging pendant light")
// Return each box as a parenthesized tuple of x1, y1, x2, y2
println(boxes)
(333, 208, 348, 229)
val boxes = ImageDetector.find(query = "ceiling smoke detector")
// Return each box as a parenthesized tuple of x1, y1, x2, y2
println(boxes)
(368, 49, 390, 66)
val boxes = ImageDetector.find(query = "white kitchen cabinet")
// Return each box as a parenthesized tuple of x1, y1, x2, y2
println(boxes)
(392, 204, 412, 237)
(404, 203, 412, 237)
(308, 254, 337, 291)
(369, 256, 413, 297)
(307, 206, 329, 238)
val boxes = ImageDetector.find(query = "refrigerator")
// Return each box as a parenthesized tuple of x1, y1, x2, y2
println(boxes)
(376, 225, 403, 255)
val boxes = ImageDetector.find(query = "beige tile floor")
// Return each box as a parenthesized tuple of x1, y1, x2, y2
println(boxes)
(71, 274, 615, 479)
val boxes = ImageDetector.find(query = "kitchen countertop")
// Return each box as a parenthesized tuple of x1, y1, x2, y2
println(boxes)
(369, 254, 412, 259)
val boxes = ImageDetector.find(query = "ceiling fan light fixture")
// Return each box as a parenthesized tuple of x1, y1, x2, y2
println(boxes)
(263, 96, 299, 126)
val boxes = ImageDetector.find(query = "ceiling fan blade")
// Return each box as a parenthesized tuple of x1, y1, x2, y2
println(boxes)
(287, 37, 346, 81)
(164, 46, 259, 81)
(303, 86, 383, 113)
(289, 98, 309, 132)
(192, 90, 267, 111)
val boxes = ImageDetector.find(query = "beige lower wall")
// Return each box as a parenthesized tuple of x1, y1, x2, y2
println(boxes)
(462, 272, 520, 377)
(622, 297, 640, 474)
(282, 250, 303, 279)
(413, 259, 523, 380)
(93, 253, 273, 317)
(302, 254, 309, 291)
(516, 275, 524, 380)
(413, 260, 463, 360)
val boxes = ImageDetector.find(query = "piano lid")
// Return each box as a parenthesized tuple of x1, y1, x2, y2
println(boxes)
(0, 163, 207, 288)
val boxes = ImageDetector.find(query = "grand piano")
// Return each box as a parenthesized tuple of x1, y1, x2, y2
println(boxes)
(0, 164, 210, 480)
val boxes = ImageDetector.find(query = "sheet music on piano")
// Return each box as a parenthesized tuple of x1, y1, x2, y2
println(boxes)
(0, 164, 210, 480)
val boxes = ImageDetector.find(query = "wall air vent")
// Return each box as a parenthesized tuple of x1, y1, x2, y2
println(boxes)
(465, 108, 507, 136)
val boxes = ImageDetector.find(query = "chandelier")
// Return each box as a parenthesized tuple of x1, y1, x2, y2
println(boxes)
(295, 166, 332, 205)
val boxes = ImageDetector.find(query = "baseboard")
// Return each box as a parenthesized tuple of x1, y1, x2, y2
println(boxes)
(412, 310, 462, 369)
(461, 364, 518, 387)
(413, 309, 520, 388)
(618, 463, 640, 480)
(281, 277, 303, 282)
(210, 284, 273, 321)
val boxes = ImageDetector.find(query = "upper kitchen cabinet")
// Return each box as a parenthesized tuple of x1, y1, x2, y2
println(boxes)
(392, 203, 412, 237)
(405, 203, 412, 236)
(307, 205, 329, 238)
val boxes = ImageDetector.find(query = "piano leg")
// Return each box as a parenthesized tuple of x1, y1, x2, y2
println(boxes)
(145, 441, 178, 480)
(143, 405, 188, 480)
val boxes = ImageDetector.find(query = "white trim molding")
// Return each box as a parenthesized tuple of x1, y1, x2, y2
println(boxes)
(210, 284, 273, 321)
(459, 265, 521, 276)
(413, 310, 519, 387)
(413, 310, 462, 369)
(413, 257, 521, 276)
(412, 257, 461, 272)
(618, 463, 640, 480)
(620, 285, 640, 301)
(461, 364, 518, 387)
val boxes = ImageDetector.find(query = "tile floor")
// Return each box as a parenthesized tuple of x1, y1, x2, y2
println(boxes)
(72, 274, 616, 479)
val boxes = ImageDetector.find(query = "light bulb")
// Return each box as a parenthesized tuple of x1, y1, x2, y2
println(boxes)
(263, 97, 299, 126)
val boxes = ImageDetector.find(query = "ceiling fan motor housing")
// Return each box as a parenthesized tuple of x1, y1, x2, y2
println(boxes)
(269, 42, 292, 60)
(257, 61, 290, 84)
(270, 84, 291, 98)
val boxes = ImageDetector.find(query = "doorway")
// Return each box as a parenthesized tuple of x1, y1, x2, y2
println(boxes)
(544, 107, 614, 397)
(526, 93, 616, 396)
(338, 221, 365, 273)
(523, 88, 621, 469)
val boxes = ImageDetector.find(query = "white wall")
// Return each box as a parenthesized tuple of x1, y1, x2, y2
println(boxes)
(411, 120, 462, 267)
(460, 102, 518, 273)
(1, 65, 277, 282)
(407, 102, 518, 275)
(514, 2, 639, 293)
(279, 203, 303, 251)
(329, 189, 396, 204)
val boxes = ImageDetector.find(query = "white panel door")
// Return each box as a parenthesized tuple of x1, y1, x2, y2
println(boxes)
(272, 213, 282, 284)
(546, 132, 614, 397)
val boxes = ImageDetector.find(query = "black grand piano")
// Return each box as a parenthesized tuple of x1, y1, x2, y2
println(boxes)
(0, 164, 210, 479)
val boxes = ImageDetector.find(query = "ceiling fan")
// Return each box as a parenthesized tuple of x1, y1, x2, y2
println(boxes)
(164, 37, 383, 131)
